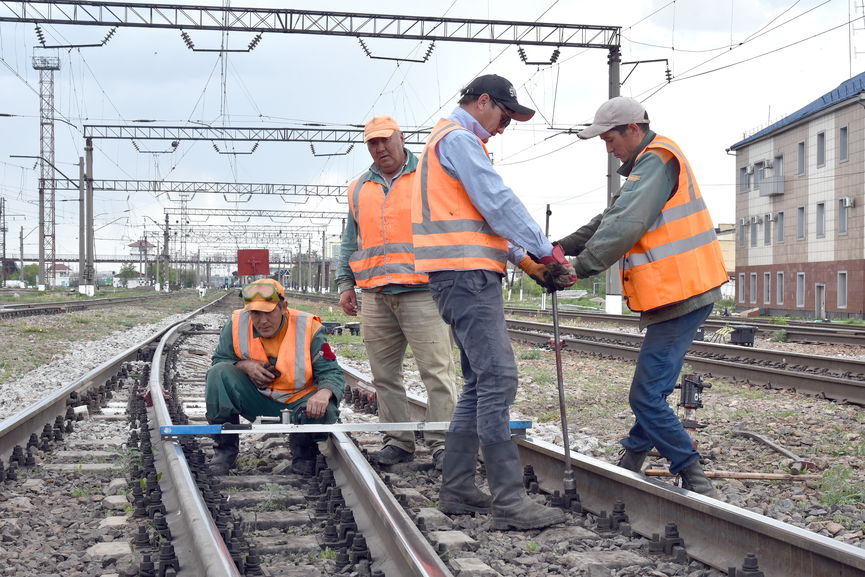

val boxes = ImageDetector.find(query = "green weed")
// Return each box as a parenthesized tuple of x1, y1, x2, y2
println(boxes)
(820, 466, 865, 506)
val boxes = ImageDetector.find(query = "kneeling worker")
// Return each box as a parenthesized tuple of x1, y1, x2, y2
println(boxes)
(205, 279, 345, 475)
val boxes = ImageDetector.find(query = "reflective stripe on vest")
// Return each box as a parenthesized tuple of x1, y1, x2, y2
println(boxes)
(619, 134, 728, 312)
(411, 119, 508, 273)
(231, 308, 319, 404)
(346, 174, 428, 288)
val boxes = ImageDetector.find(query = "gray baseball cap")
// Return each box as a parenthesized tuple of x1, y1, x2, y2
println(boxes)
(578, 96, 649, 139)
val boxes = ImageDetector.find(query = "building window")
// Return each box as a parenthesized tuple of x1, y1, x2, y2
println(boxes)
(764, 214, 772, 246)
(739, 166, 750, 192)
(797, 141, 806, 175)
(753, 161, 764, 190)
(796, 272, 805, 307)
(776, 211, 785, 243)
(738, 273, 746, 303)
(763, 272, 771, 304)
(796, 206, 806, 240)
(817, 131, 825, 167)
(838, 271, 848, 308)
(774, 155, 783, 176)
(839, 199, 849, 235)
(738, 219, 746, 248)
(749, 273, 757, 304)
(776, 272, 784, 305)
(816, 202, 825, 238)
(840, 126, 848, 163)
(750, 219, 758, 247)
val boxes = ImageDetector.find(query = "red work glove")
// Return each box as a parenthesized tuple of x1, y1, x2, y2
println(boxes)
(538, 245, 577, 291)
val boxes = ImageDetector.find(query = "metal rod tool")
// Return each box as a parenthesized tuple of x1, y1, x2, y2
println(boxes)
(551, 291, 577, 495)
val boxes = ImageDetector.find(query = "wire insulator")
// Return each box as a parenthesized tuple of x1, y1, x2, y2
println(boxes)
(102, 27, 117, 45)
(181, 30, 194, 50)
(550, 48, 560, 63)
(35, 25, 46, 46)
(518, 46, 527, 63)
(248, 33, 262, 51)
(357, 37, 372, 57)
(665, 67, 672, 82)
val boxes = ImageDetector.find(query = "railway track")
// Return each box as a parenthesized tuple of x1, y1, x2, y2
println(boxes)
(506, 319, 865, 406)
(0, 293, 172, 319)
(1, 298, 864, 576)
(505, 305, 865, 347)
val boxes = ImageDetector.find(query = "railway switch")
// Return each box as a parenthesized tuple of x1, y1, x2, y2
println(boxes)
(676, 374, 711, 429)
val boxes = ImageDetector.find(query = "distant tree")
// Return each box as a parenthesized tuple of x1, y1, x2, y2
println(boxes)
(22, 263, 39, 285)
(116, 263, 139, 288)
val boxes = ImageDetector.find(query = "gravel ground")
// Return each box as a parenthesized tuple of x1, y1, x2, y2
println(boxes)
(1, 301, 863, 555)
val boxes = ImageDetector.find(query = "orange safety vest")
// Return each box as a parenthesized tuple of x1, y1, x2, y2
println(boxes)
(620, 134, 728, 312)
(347, 173, 428, 288)
(231, 308, 320, 404)
(411, 119, 508, 274)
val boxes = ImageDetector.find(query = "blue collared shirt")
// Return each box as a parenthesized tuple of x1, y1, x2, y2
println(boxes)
(436, 107, 552, 263)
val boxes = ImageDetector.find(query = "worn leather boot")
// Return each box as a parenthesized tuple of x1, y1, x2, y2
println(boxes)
(482, 440, 565, 530)
(617, 449, 648, 473)
(209, 415, 240, 475)
(438, 432, 492, 515)
(679, 460, 719, 498)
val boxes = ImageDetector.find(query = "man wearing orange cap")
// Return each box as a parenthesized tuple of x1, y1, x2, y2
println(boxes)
(205, 278, 344, 475)
(336, 116, 456, 470)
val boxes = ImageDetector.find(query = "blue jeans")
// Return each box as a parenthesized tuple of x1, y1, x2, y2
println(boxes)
(621, 303, 713, 474)
(427, 270, 518, 446)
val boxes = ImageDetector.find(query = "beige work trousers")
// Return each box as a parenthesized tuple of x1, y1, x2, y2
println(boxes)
(361, 289, 457, 454)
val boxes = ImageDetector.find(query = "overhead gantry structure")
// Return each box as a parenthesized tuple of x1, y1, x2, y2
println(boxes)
(0, 2, 620, 49)
(2, 2, 623, 292)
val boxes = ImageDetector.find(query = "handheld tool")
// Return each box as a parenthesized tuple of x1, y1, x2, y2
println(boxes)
(551, 290, 577, 501)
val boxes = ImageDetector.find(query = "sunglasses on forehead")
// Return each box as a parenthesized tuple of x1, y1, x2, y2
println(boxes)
(242, 282, 280, 304)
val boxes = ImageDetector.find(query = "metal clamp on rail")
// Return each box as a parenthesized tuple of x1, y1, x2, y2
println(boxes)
(160, 420, 532, 437)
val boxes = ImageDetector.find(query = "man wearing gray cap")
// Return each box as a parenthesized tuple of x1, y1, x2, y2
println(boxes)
(336, 116, 457, 470)
(412, 74, 575, 530)
(554, 96, 727, 497)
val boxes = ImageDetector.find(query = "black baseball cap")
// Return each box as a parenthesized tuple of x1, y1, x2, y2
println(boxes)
(461, 74, 535, 122)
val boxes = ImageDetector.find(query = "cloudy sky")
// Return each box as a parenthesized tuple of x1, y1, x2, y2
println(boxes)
(0, 0, 861, 274)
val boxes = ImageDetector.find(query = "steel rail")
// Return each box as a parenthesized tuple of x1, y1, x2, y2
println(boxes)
(505, 306, 865, 346)
(323, 432, 453, 577)
(0, 292, 230, 465)
(149, 321, 241, 577)
(507, 322, 865, 405)
(343, 359, 865, 575)
(520, 437, 865, 577)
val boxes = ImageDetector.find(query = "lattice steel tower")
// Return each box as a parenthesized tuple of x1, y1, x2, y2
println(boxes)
(32, 50, 60, 288)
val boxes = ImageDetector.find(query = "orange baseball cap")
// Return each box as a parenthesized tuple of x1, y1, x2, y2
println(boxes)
(241, 279, 284, 312)
(364, 116, 401, 142)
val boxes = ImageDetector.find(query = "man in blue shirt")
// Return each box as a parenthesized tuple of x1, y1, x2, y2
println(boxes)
(412, 74, 576, 530)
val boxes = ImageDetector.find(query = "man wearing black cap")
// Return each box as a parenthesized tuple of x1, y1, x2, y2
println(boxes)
(553, 96, 727, 498)
(411, 74, 575, 530)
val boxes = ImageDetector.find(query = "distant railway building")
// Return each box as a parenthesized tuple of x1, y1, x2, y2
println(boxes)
(729, 71, 865, 320)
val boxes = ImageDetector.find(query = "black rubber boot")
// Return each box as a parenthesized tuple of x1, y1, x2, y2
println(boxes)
(438, 432, 492, 515)
(482, 440, 565, 530)
(679, 460, 719, 498)
(617, 449, 648, 473)
(289, 433, 319, 476)
(209, 415, 240, 475)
